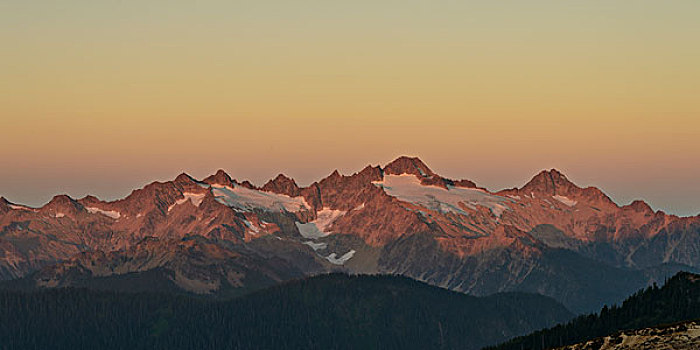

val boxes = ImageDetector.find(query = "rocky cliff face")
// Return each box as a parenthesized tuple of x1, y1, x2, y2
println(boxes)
(1, 157, 698, 312)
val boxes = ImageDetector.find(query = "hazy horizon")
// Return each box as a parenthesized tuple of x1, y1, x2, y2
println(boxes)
(2, 1, 699, 216)
(1, 155, 698, 217)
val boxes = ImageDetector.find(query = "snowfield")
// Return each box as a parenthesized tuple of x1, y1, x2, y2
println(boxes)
(553, 195, 577, 207)
(206, 184, 309, 213)
(303, 241, 328, 251)
(9, 204, 36, 212)
(168, 192, 207, 212)
(326, 250, 356, 265)
(295, 208, 345, 239)
(86, 207, 121, 219)
(373, 174, 512, 217)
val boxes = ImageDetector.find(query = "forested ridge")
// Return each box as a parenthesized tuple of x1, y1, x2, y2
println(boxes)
(0, 273, 572, 350)
(485, 271, 700, 350)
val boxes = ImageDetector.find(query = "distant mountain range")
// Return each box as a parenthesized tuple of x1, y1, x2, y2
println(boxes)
(1, 156, 699, 312)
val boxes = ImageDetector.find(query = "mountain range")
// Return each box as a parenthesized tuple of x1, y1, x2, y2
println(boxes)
(1, 156, 699, 312)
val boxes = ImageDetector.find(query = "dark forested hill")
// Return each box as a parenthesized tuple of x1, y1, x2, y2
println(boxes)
(486, 271, 700, 350)
(0, 273, 572, 350)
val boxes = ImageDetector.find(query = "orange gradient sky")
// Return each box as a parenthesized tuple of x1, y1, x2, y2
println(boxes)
(1, 1, 699, 216)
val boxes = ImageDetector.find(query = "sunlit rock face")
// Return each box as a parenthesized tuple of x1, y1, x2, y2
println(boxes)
(1, 156, 699, 312)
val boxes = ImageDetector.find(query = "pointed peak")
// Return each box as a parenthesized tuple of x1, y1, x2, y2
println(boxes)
(76, 195, 102, 207)
(318, 169, 344, 187)
(273, 173, 295, 182)
(521, 168, 578, 195)
(360, 164, 381, 172)
(0, 196, 8, 205)
(262, 173, 300, 196)
(384, 156, 435, 177)
(355, 164, 383, 182)
(80, 195, 100, 202)
(625, 200, 653, 213)
(44, 194, 83, 213)
(539, 168, 568, 179)
(46, 194, 81, 209)
(174, 172, 195, 183)
(203, 169, 234, 186)
(48, 194, 77, 204)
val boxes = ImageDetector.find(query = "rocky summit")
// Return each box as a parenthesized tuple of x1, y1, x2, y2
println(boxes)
(1, 156, 699, 312)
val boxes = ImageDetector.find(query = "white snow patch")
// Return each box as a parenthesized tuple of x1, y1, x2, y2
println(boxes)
(208, 184, 309, 212)
(507, 195, 521, 200)
(9, 204, 36, 212)
(54, 213, 65, 218)
(168, 192, 206, 212)
(86, 207, 121, 219)
(353, 203, 365, 211)
(553, 195, 577, 207)
(295, 208, 346, 239)
(326, 250, 356, 265)
(243, 220, 260, 234)
(303, 241, 328, 251)
(294, 221, 326, 239)
(489, 203, 510, 217)
(372, 174, 512, 217)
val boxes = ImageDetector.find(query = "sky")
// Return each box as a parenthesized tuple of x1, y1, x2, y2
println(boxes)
(1, 1, 699, 216)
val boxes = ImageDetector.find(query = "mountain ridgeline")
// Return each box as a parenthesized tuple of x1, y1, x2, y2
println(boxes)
(0, 273, 573, 350)
(486, 271, 700, 350)
(1, 156, 700, 313)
